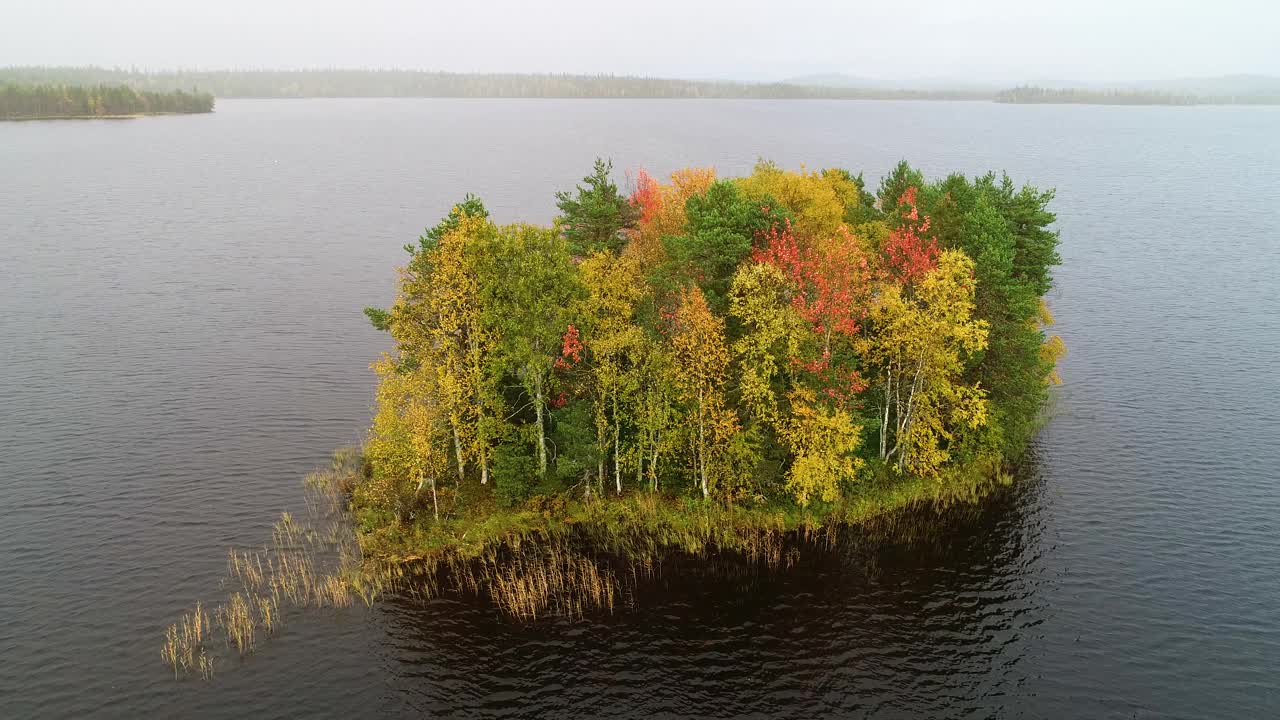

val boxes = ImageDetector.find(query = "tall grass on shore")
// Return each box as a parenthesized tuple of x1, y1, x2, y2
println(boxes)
(352, 454, 1011, 622)
(159, 451, 364, 680)
(160, 447, 1017, 680)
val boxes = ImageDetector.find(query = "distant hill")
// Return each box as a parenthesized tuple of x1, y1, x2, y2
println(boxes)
(782, 73, 882, 88)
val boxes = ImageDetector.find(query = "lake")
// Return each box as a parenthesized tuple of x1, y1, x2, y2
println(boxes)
(2, 98, 1278, 718)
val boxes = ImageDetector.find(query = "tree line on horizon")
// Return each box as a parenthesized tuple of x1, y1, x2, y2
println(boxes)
(995, 86, 1201, 106)
(357, 159, 1063, 527)
(995, 84, 1280, 105)
(0, 67, 989, 100)
(4, 68, 1275, 105)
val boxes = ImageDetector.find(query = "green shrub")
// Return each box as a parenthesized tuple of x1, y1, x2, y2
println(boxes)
(492, 439, 539, 507)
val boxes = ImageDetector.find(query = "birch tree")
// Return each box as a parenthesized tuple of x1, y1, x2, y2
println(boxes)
(479, 224, 583, 478)
(668, 287, 738, 498)
(861, 250, 990, 478)
(577, 252, 647, 494)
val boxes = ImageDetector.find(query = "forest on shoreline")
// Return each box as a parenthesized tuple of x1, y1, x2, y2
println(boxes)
(997, 86, 1193, 106)
(5, 67, 1275, 104)
(353, 159, 1063, 566)
(0, 67, 986, 101)
(0, 83, 213, 119)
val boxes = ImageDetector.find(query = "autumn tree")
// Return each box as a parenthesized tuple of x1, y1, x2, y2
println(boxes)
(363, 356, 448, 522)
(736, 160, 847, 243)
(861, 250, 990, 478)
(779, 388, 863, 506)
(882, 187, 940, 285)
(623, 167, 716, 272)
(820, 168, 880, 225)
(409, 193, 489, 254)
(736, 227, 873, 505)
(372, 211, 502, 485)
(576, 252, 648, 494)
(365, 194, 490, 331)
(877, 160, 925, 219)
(754, 220, 875, 409)
(667, 287, 738, 498)
(631, 338, 679, 492)
(728, 262, 805, 429)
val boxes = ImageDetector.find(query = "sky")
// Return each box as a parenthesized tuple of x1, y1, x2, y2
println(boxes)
(4, 0, 1277, 84)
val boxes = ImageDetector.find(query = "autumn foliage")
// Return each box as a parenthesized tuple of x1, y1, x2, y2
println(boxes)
(882, 187, 940, 284)
(359, 157, 1061, 526)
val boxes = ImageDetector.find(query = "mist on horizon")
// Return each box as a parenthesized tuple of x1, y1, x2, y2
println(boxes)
(4, 0, 1277, 86)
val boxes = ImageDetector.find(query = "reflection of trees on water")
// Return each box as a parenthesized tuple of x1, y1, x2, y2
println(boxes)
(365, 450, 1053, 717)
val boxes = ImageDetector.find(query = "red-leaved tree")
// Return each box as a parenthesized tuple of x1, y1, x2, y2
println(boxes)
(754, 219, 874, 407)
(883, 186, 939, 284)
(628, 168, 663, 226)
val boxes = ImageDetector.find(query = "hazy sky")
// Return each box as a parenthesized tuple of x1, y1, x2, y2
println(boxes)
(5, 0, 1276, 83)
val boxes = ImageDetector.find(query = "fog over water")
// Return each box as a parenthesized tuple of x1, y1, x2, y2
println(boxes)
(3, 1, 1278, 83)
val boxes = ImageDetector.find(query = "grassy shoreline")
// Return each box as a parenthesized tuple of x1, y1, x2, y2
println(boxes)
(347, 449, 1014, 619)
(360, 465, 1009, 563)
(156, 448, 1020, 680)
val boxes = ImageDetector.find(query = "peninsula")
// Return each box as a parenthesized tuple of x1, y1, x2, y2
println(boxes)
(0, 83, 213, 120)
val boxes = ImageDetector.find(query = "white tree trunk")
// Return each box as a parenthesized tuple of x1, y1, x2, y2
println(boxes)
(697, 387, 708, 498)
(613, 396, 622, 495)
(533, 371, 547, 476)
(650, 442, 660, 493)
(880, 368, 892, 459)
(452, 424, 465, 483)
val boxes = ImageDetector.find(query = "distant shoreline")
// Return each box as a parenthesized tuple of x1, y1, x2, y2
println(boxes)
(142, 96, 1279, 106)
(3, 68, 1278, 106)
(1, 111, 210, 121)
(0, 83, 215, 120)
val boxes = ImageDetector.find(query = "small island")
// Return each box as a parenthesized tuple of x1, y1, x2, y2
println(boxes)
(0, 83, 213, 120)
(349, 159, 1064, 617)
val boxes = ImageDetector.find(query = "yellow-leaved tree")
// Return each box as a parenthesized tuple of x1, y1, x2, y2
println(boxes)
(728, 262, 804, 429)
(668, 286, 739, 498)
(735, 161, 847, 243)
(578, 251, 648, 494)
(779, 388, 863, 506)
(388, 212, 500, 485)
(861, 250, 991, 478)
(363, 356, 447, 523)
(729, 261, 866, 506)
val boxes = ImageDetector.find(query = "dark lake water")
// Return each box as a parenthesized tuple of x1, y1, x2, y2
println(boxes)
(2, 99, 1279, 718)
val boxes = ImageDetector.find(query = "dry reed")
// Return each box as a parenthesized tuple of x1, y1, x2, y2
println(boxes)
(160, 601, 209, 679)
(160, 451, 367, 680)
